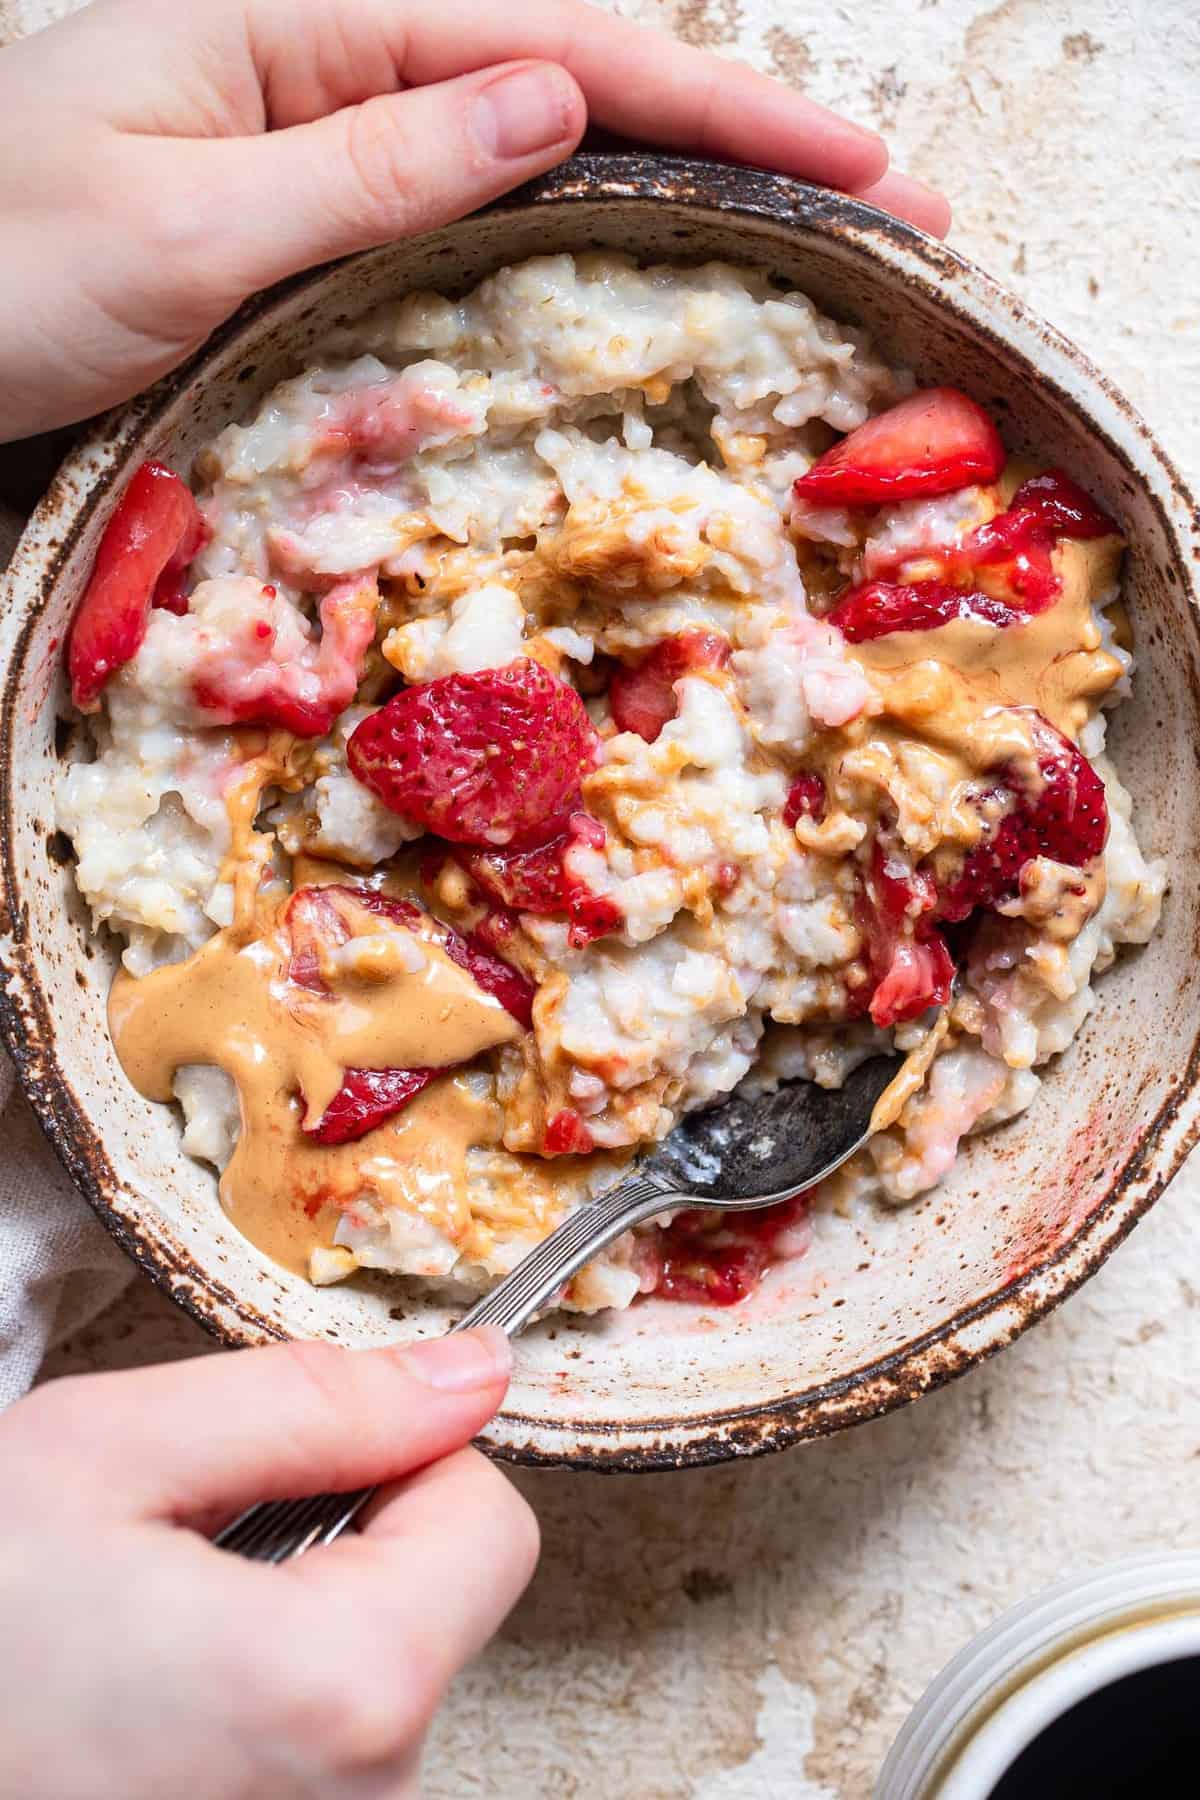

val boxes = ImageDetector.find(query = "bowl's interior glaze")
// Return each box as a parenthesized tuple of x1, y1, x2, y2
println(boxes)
(3, 161, 1198, 1466)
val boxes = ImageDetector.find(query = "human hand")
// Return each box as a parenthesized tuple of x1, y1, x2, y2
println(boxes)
(0, 0, 948, 443)
(0, 1327, 535, 1800)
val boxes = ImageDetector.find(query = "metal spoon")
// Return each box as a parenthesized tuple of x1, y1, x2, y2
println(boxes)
(213, 1051, 901, 1561)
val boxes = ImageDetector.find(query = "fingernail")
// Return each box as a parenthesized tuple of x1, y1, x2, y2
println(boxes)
(402, 1326, 512, 1392)
(854, 169, 952, 235)
(471, 65, 577, 160)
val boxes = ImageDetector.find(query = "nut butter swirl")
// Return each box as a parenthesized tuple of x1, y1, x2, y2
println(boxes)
(848, 536, 1124, 744)
(109, 890, 520, 1275)
(799, 535, 1126, 867)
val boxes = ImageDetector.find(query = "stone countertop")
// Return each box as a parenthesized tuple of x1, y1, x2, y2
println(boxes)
(7, 0, 1200, 1792)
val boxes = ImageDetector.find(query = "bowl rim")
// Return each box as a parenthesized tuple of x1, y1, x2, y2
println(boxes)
(3, 151, 1199, 1471)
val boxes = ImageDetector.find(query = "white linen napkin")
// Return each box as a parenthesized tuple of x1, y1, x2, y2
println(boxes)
(0, 504, 131, 1406)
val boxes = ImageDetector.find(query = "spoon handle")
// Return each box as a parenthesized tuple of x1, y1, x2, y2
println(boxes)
(454, 1173, 683, 1337)
(212, 1175, 680, 1560)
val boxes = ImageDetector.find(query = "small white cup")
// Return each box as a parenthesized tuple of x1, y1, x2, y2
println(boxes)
(876, 1552, 1200, 1798)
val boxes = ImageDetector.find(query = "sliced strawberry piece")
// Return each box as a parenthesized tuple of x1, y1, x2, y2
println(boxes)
(341, 885, 537, 1029)
(857, 842, 954, 1027)
(871, 840, 941, 926)
(937, 713, 1108, 921)
(283, 885, 357, 991)
(68, 460, 208, 710)
(306, 1067, 440, 1145)
(867, 930, 955, 1028)
(543, 1109, 595, 1155)
(564, 888, 625, 949)
(609, 631, 731, 743)
(1023, 717, 1109, 865)
(935, 788, 1025, 922)
(956, 468, 1118, 606)
(193, 575, 378, 738)
(285, 884, 425, 996)
(284, 888, 447, 1144)
(152, 508, 209, 616)
(652, 1193, 810, 1305)
(348, 659, 597, 849)
(556, 813, 625, 946)
(793, 388, 1005, 509)
(456, 813, 623, 949)
(783, 772, 827, 828)
(284, 883, 535, 1143)
(829, 578, 1026, 642)
(464, 904, 521, 958)
(450, 927, 535, 1030)
(458, 838, 566, 913)
(1006, 469, 1117, 541)
(656, 1238, 769, 1305)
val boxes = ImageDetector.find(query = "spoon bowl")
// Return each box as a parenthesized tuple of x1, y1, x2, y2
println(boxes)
(640, 1053, 905, 1203)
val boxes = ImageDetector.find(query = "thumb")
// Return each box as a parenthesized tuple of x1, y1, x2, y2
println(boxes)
(189, 59, 585, 300)
(3, 1328, 513, 1528)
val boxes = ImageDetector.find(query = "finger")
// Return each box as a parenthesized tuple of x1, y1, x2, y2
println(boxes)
(241, 0, 887, 191)
(281, 1447, 539, 1758)
(850, 168, 953, 238)
(183, 60, 585, 300)
(2, 1329, 512, 1525)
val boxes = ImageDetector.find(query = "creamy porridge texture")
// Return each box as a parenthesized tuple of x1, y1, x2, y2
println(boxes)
(57, 255, 1166, 1311)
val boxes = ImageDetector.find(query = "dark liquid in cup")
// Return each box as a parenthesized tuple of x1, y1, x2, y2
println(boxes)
(988, 1655, 1200, 1797)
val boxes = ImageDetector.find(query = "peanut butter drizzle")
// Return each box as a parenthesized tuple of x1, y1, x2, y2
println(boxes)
(218, 733, 311, 937)
(109, 896, 520, 1276)
(870, 1010, 953, 1135)
(800, 534, 1126, 863)
(849, 535, 1124, 742)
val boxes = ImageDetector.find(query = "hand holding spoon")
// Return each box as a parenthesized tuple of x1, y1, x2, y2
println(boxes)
(214, 1051, 902, 1560)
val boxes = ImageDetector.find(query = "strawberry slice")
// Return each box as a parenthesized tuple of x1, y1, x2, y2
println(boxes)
(783, 772, 826, 827)
(68, 460, 208, 710)
(954, 469, 1118, 606)
(348, 659, 597, 849)
(306, 1068, 440, 1146)
(449, 926, 535, 1030)
(341, 885, 536, 1029)
(652, 1194, 809, 1306)
(829, 578, 1026, 641)
(867, 928, 955, 1028)
(457, 837, 566, 912)
(543, 1109, 596, 1155)
(284, 883, 535, 1143)
(455, 813, 623, 949)
(937, 712, 1108, 921)
(793, 387, 1005, 508)
(656, 1237, 769, 1305)
(609, 631, 731, 743)
(1004, 469, 1117, 541)
(465, 904, 523, 962)
(285, 884, 427, 1000)
(857, 843, 955, 1027)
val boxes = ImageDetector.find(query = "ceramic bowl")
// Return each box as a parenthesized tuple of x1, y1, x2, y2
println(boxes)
(2, 154, 1198, 1470)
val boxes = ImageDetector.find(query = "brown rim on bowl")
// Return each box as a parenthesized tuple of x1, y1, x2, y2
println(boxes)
(2, 154, 1198, 1471)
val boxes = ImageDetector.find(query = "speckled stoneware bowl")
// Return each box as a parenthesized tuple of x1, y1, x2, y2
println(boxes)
(2, 155, 1198, 1470)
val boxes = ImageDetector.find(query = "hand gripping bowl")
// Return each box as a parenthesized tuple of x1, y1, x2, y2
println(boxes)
(2, 155, 1198, 1471)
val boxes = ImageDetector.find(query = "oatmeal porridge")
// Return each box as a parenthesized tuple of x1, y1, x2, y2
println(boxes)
(57, 255, 1166, 1312)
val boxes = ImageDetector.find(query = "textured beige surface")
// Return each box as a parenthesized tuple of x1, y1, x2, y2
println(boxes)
(5, 0, 1200, 1792)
